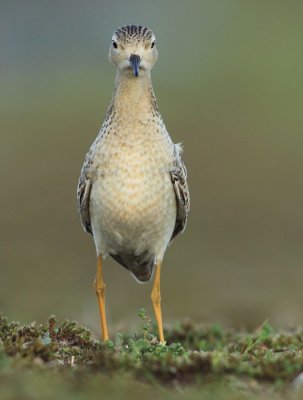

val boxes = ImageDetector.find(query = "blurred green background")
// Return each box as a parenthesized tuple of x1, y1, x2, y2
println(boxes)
(1, 1, 302, 335)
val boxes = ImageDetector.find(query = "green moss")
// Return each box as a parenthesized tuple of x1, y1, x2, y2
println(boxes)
(1, 312, 303, 399)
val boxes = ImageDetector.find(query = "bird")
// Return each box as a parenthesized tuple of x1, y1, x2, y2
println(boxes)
(77, 25, 189, 343)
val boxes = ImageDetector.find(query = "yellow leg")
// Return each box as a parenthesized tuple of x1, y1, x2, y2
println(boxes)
(151, 261, 165, 343)
(94, 255, 109, 341)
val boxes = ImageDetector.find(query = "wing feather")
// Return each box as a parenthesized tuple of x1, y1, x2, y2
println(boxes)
(170, 144, 190, 241)
(77, 172, 92, 235)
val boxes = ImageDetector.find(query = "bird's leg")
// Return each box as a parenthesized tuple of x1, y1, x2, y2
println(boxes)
(151, 261, 165, 343)
(94, 255, 109, 341)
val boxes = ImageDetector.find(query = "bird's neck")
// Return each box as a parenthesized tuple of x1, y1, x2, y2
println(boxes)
(109, 71, 159, 118)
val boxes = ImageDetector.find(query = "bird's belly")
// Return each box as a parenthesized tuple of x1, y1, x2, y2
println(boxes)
(90, 163, 176, 259)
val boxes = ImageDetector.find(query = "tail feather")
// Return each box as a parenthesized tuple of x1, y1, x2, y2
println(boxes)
(110, 250, 155, 282)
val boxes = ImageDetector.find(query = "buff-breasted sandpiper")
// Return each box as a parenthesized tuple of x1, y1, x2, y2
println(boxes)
(77, 25, 190, 343)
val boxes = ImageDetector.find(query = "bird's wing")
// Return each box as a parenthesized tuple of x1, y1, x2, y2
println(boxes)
(170, 143, 190, 241)
(77, 127, 107, 236)
(77, 167, 92, 235)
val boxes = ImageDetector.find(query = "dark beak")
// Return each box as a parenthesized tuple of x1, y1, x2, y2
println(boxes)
(129, 54, 141, 77)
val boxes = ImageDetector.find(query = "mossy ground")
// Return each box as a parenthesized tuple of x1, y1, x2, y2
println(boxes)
(1, 311, 303, 400)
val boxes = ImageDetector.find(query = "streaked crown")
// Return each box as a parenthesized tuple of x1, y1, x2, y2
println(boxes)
(113, 25, 154, 46)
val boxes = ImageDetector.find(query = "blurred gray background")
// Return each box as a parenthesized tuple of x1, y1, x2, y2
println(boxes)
(1, 1, 302, 334)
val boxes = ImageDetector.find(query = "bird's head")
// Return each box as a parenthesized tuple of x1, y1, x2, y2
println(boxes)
(109, 25, 158, 78)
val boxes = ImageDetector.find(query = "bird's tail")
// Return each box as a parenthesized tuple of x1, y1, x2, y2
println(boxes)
(110, 251, 155, 283)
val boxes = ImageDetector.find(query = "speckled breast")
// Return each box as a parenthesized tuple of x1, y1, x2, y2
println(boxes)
(89, 126, 177, 258)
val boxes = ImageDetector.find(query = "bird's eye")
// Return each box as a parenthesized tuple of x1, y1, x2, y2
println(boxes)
(112, 41, 118, 49)
(151, 41, 155, 49)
